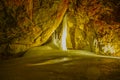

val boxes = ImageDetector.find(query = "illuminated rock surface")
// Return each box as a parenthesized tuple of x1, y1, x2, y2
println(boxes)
(0, 0, 68, 58)
(0, 0, 120, 58)
(67, 0, 120, 56)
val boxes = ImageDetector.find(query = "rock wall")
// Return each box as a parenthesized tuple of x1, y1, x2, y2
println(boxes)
(0, 0, 120, 59)
(0, 0, 68, 58)
(67, 0, 120, 56)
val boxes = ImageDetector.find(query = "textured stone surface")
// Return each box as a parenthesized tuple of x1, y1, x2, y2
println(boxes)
(67, 0, 120, 56)
(0, 0, 68, 58)
(0, 0, 120, 58)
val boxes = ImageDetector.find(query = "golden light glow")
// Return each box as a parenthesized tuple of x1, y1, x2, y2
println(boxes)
(60, 14, 67, 50)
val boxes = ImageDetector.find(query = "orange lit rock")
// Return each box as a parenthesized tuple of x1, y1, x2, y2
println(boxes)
(0, 0, 68, 58)
(0, 0, 120, 59)
(68, 0, 120, 56)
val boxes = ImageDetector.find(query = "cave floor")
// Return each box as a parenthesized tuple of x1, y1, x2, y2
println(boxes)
(0, 46, 120, 80)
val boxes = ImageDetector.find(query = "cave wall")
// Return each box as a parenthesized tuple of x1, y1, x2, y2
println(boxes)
(67, 0, 120, 56)
(0, 0, 68, 58)
(0, 0, 120, 58)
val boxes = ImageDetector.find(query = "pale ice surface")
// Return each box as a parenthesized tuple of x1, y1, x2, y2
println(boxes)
(24, 42, 120, 60)
(1, 39, 120, 80)
(1, 43, 120, 80)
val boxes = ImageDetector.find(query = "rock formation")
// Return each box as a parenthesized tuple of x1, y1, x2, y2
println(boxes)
(0, 0, 120, 59)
